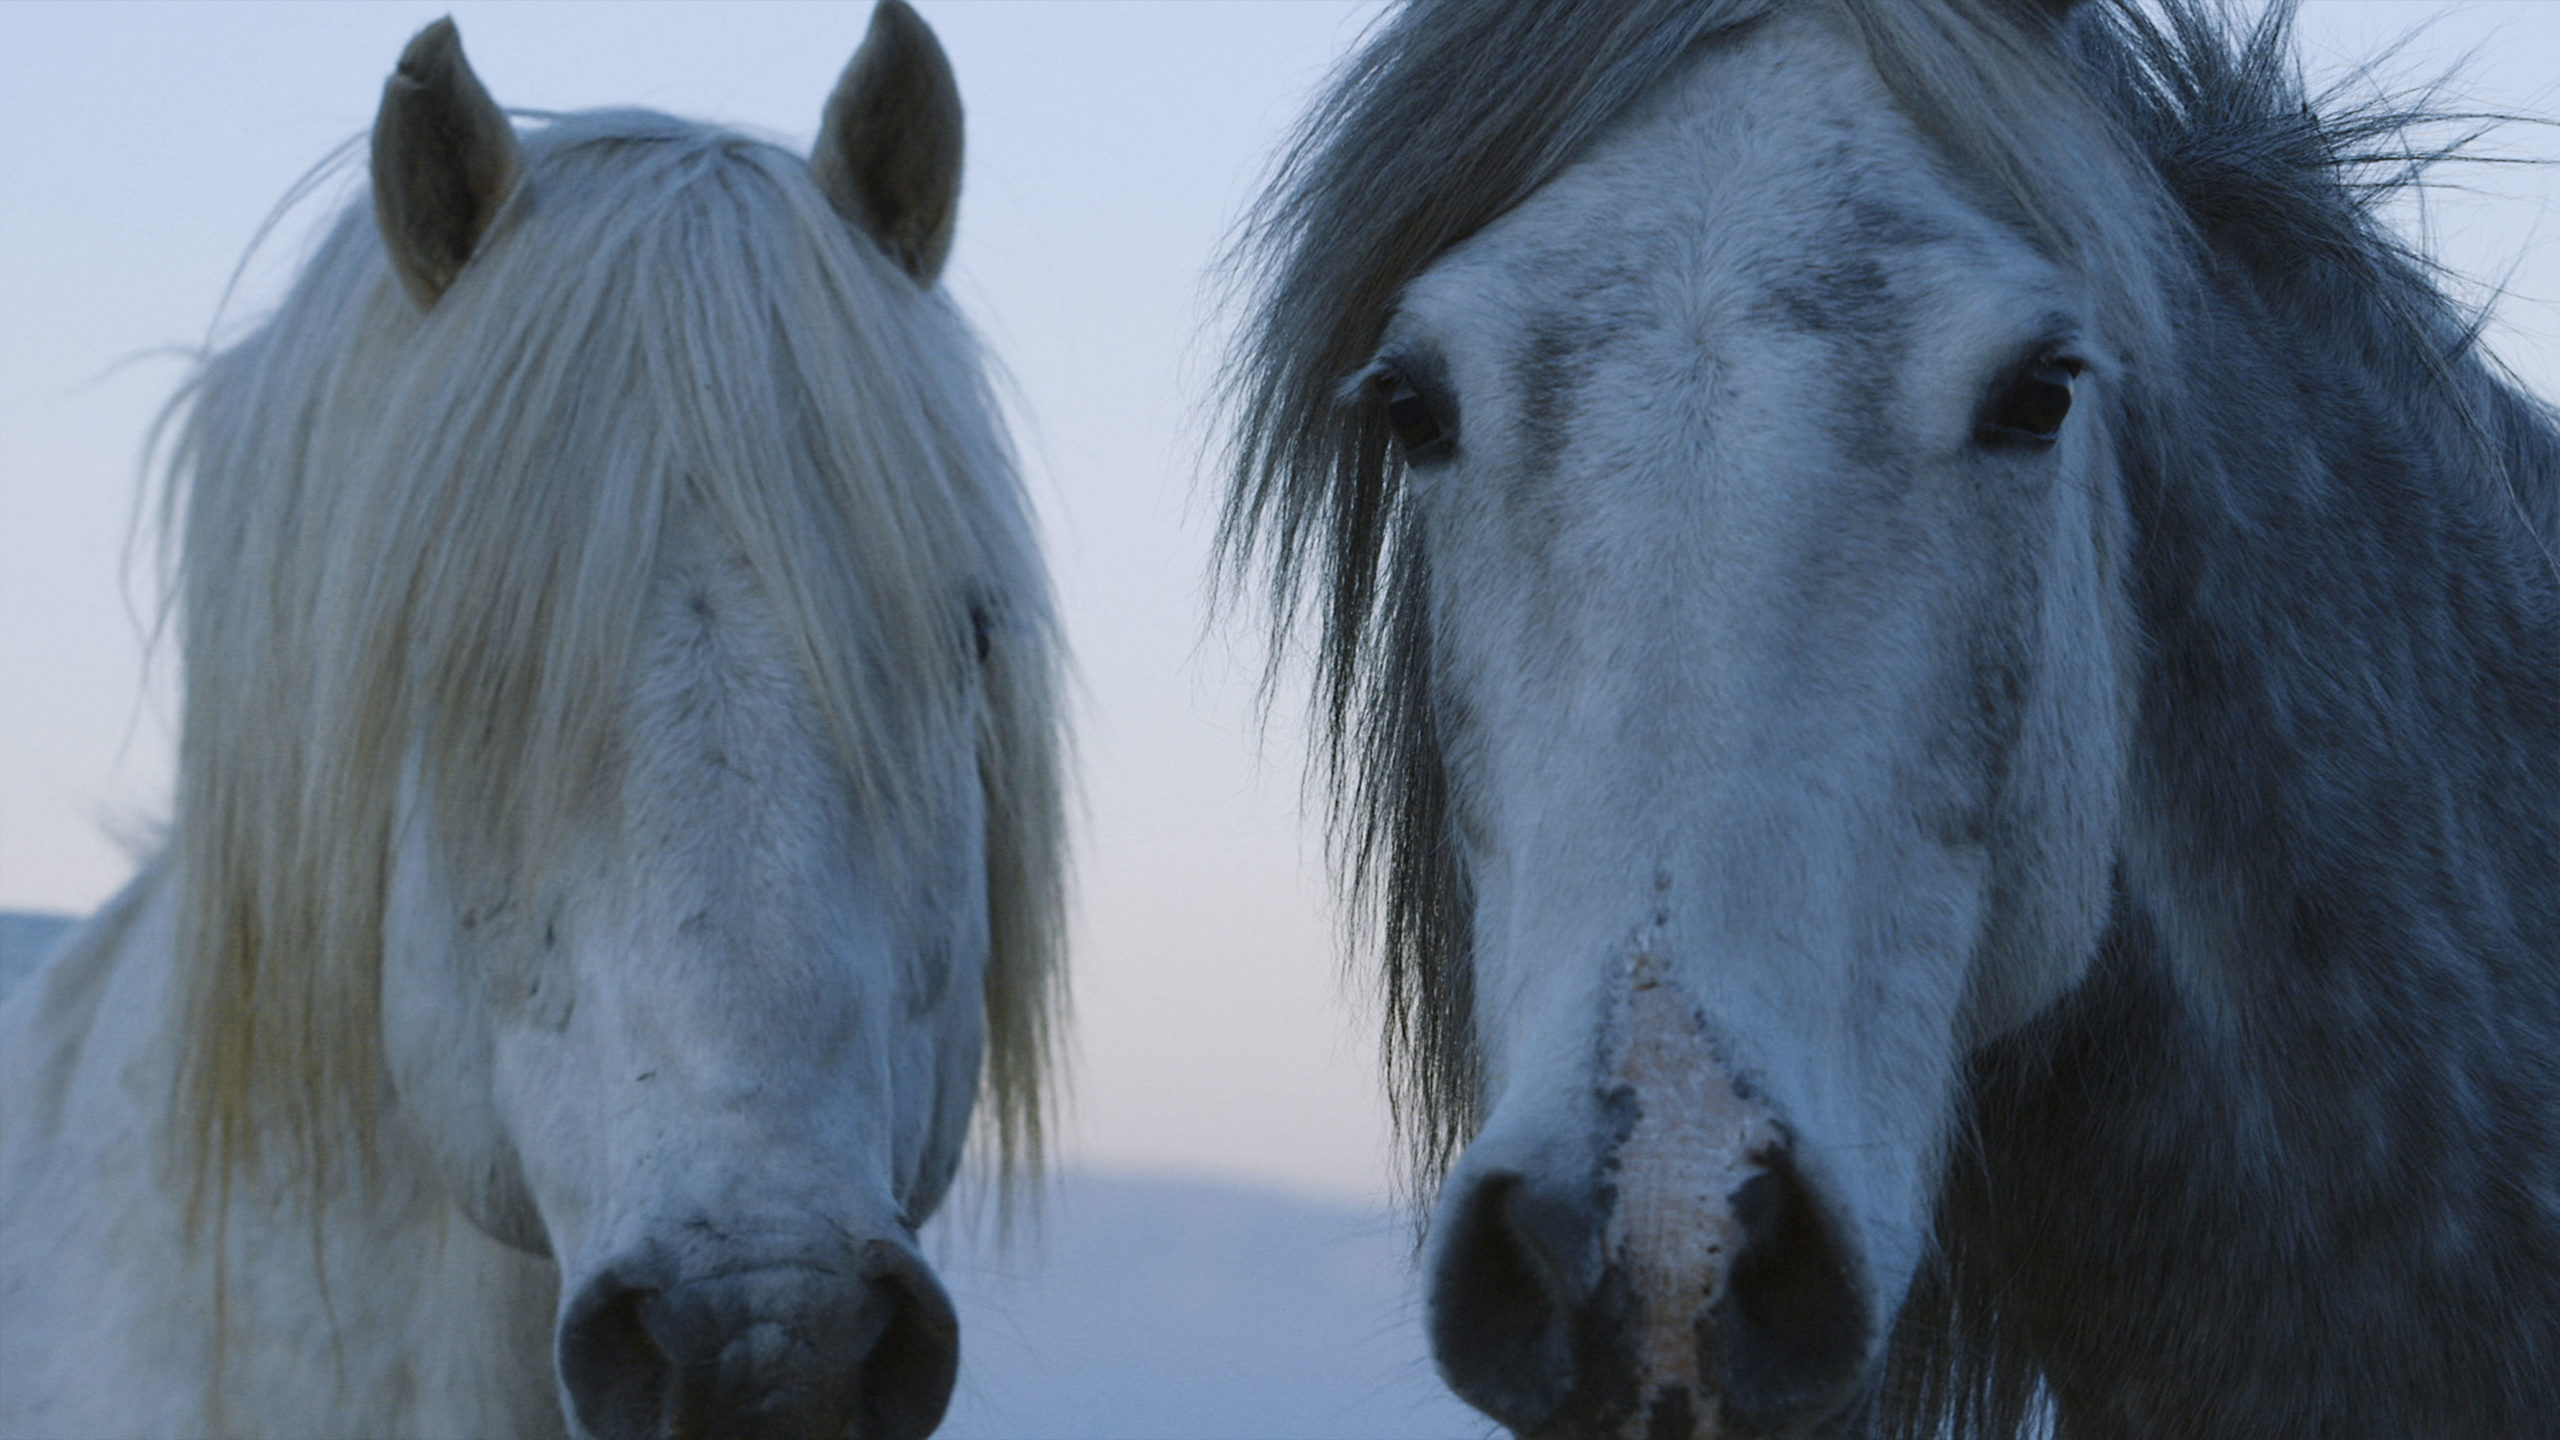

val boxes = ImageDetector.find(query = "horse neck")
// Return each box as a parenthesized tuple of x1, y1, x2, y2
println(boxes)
(2122, 239, 2560, 1033)
(3, 860, 563, 1435)
(203, 877, 565, 1433)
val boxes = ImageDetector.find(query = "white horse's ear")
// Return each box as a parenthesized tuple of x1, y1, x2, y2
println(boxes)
(811, 0, 963, 287)
(372, 18, 521, 309)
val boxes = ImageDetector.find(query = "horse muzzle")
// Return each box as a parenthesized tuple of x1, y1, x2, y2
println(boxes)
(1426, 956, 1875, 1438)
(557, 1223, 958, 1440)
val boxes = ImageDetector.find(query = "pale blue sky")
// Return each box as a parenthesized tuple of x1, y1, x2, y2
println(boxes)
(3, 1, 2554, 1203)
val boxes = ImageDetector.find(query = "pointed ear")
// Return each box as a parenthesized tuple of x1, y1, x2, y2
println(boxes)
(372, 18, 521, 309)
(810, 0, 964, 287)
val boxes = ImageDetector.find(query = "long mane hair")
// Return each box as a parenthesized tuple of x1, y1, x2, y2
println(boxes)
(162, 108, 1065, 1208)
(1223, 0, 2557, 1430)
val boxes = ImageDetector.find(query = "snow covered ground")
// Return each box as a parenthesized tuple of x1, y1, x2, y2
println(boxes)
(0, 911, 1480, 1439)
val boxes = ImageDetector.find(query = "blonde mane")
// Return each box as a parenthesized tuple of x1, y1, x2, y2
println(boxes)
(160, 109, 1063, 1206)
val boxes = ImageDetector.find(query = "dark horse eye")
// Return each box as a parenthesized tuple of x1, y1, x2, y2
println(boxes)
(1382, 374, 1455, 463)
(1978, 356, 2083, 445)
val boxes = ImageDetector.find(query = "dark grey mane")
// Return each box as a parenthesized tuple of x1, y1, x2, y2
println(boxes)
(1225, 0, 2560, 1434)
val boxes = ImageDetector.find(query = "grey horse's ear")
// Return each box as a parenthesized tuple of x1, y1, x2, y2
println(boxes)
(811, 0, 963, 287)
(372, 18, 521, 309)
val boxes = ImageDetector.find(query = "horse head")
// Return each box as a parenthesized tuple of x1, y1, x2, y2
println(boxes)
(331, 8, 1051, 1437)
(1398, 14, 2131, 1429)
(1229, 1, 2170, 1432)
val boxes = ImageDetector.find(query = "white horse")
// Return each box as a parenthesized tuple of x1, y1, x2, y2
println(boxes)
(0, 6, 1063, 1437)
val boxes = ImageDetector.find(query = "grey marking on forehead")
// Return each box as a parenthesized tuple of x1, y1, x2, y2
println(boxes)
(1503, 239, 1663, 464)
(1492, 309, 1590, 595)
(1846, 195, 1961, 252)
(1503, 284, 1653, 580)
(1517, 309, 1594, 492)
(1755, 250, 1900, 341)
(1745, 194, 1978, 477)
(1748, 194, 1955, 342)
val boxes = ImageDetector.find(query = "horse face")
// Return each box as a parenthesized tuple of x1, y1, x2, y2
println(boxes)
(361, 10, 997, 1438)
(381, 494, 982, 1440)
(1389, 12, 2129, 1435)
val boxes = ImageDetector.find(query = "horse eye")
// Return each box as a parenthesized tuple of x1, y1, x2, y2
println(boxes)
(1978, 357, 2082, 445)
(1383, 375, 1454, 463)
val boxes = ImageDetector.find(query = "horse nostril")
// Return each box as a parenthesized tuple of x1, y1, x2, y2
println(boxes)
(1715, 1159, 1868, 1430)
(557, 1272, 672, 1440)
(556, 1250, 957, 1440)
(1427, 1170, 1593, 1434)
(857, 1251, 961, 1440)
